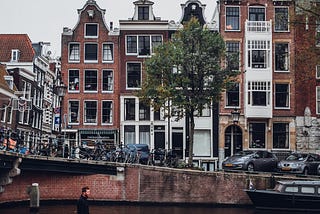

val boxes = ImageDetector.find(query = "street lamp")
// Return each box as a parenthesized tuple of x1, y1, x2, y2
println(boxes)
(231, 109, 240, 124)
(54, 82, 67, 157)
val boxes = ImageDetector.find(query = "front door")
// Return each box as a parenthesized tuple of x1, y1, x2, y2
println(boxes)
(224, 125, 242, 158)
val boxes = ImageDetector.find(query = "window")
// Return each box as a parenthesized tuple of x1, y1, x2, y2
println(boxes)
(301, 187, 315, 194)
(102, 101, 113, 124)
(275, 43, 289, 71)
(285, 186, 298, 193)
(127, 36, 137, 54)
(127, 63, 141, 89)
(124, 125, 135, 144)
(226, 7, 240, 30)
(248, 81, 271, 106)
(247, 40, 270, 69)
(226, 41, 240, 70)
(68, 70, 79, 91)
(138, 6, 149, 20)
(102, 70, 113, 92)
(317, 65, 320, 79)
(226, 83, 240, 107)
(275, 7, 289, 32)
(139, 36, 150, 56)
(84, 70, 97, 91)
(84, 43, 98, 62)
(4, 76, 13, 90)
(126, 35, 162, 55)
(316, 87, 320, 114)
(84, 100, 97, 123)
(249, 7, 265, 21)
(275, 84, 289, 108)
(85, 23, 98, 38)
(139, 102, 150, 120)
(139, 125, 150, 145)
(11, 49, 20, 62)
(125, 98, 135, 120)
(69, 43, 80, 62)
(249, 122, 266, 148)
(273, 123, 289, 149)
(69, 100, 79, 123)
(102, 43, 113, 62)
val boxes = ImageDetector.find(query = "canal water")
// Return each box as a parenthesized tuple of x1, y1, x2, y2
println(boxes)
(0, 204, 305, 214)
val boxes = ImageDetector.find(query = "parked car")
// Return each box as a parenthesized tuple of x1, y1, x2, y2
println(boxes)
(277, 152, 320, 175)
(222, 150, 278, 172)
(125, 144, 150, 165)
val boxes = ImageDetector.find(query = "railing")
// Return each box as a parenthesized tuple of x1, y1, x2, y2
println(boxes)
(246, 20, 272, 33)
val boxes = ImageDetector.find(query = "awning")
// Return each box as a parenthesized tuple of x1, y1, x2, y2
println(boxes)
(79, 129, 117, 135)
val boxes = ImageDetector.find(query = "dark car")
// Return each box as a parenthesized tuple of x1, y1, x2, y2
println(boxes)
(222, 150, 278, 172)
(125, 144, 150, 164)
(277, 152, 320, 175)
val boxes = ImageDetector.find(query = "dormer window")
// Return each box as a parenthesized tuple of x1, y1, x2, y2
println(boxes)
(4, 75, 13, 89)
(138, 6, 149, 20)
(11, 49, 20, 62)
(85, 23, 98, 38)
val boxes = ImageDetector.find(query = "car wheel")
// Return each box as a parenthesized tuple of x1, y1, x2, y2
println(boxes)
(247, 163, 254, 172)
(303, 168, 309, 175)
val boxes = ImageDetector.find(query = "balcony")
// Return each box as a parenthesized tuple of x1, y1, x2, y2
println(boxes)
(245, 21, 271, 33)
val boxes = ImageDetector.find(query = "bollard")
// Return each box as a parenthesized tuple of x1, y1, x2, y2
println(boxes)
(27, 183, 40, 213)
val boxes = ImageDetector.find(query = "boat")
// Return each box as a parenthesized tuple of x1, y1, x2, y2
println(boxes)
(244, 180, 320, 212)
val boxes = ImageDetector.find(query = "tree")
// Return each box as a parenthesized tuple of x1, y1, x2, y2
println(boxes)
(138, 17, 238, 166)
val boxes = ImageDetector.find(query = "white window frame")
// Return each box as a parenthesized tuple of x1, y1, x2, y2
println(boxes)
(274, 42, 290, 72)
(68, 100, 80, 124)
(84, 69, 98, 93)
(225, 6, 240, 31)
(84, 43, 98, 63)
(11, 49, 20, 62)
(247, 40, 271, 69)
(68, 69, 80, 92)
(68, 43, 80, 63)
(274, 7, 289, 32)
(102, 43, 114, 63)
(84, 100, 98, 124)
(84, 23, 98, 38)
(274, 83, 290, 109)
(126, 62, 142, 90)
(101, 100, 113, 125)
(126, 35, 163, 56)
(102, 70, 113, 92)
(247, 81, 271, 107)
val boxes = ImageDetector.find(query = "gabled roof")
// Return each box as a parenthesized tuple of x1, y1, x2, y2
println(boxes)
(0, 34, 35, 62)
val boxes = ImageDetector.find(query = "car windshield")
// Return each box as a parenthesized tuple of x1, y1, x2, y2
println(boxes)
(234, 151, 254, 157)
(286, 153, 308, 161)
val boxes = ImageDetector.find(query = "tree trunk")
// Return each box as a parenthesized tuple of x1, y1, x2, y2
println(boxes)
(187, 113, 195, 166)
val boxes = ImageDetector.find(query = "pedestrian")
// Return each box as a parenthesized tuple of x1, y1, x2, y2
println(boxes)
(77, 186, 90, 214)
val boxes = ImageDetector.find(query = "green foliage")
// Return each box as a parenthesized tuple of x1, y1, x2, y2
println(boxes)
(139, 17, 239, 119)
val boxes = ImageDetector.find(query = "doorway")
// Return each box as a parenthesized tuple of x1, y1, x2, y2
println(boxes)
(224, 125, 243, 158)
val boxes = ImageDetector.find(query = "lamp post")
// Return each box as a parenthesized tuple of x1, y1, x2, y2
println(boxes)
(231, 109, 240, 124)
(54, 82, 67, 157)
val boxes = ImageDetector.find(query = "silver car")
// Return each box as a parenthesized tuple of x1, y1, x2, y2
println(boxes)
(277, 153, 320, 175)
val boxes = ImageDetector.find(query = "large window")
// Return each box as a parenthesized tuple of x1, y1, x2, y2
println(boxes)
(249, 122, 266, 148)
(124, 125, 135, 144)
(84, 43, 98, 62)
(102, 101, 113, 124)
(138, 6, 149, 20)
(68, 100, 79, 123)
(127, 63, 141, 89)
(275, 7, 289, 32)
(125, 98, 135, 120)
(249, 7, 265, 21)
(84, 70, 97, 92)
(126, 35, 163, 56)
(226, 82, 240, 107)
(226, 41, 240, 70)
(226, 7, 240, 30)
(102, 70, 113, 92)
(69, 43, 80, 62)
(248, 81, 271, 106)
(68, 70, 79, 91)
(247, 40, 270, 69)
(139, 125, 150, 146)
(139, 102, 150, 120)
(85, 23, 98, 38)
(275, 83, 289, 108)
(102, 43, 113, 62)
(275, 43, 289, 71)
(84, 100, 97, 124)
(273, 123, 289, 149)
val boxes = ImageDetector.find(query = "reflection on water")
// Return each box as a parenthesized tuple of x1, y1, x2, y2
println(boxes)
(0, 204, 256, 214)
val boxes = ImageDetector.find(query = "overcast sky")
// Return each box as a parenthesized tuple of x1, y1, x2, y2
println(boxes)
(0, 0, 216, 58)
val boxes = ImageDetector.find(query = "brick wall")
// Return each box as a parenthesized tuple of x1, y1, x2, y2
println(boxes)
(0, 165, 276, 205)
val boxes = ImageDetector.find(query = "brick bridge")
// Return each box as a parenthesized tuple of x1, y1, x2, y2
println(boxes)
(0, 151, 317, 206)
